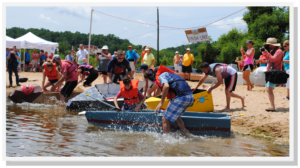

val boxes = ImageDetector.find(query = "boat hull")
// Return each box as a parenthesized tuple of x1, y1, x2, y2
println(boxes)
(85, 111, 231, 136)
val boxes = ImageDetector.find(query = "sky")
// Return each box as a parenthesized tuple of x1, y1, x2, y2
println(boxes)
(6, 6, 249, 50)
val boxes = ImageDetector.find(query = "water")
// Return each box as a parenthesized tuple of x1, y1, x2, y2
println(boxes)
(6, 94, 289, 157)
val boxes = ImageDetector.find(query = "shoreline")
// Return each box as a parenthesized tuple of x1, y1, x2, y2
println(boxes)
(6, 71, 290, 145)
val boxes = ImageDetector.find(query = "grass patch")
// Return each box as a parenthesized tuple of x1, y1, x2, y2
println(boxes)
(235, 131, 275, 141)
(252, 127, 271, 136)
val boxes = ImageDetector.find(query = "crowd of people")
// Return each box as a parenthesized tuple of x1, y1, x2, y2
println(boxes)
(6, 37, 290, 135)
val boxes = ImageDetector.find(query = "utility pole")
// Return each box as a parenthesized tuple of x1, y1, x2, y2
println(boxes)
(88, 9, 94, 65)
(157, 7, 159, 65)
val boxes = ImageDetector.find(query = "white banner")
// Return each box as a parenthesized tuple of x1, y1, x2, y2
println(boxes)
(185, 28, 210, 43)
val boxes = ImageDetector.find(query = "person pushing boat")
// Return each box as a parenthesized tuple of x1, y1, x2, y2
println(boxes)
(77, 64, 98, 87)
(193, 62, 245, 112)
(52, 55, 78, 103)
(114, 76, 146, 112)
(140, 64, 162, 98)
(145, 65, 194, 136)
(42, 60, 63, 92)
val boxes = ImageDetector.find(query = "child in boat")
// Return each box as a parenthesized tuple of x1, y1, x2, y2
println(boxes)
(114, 76, 146, 112)
(81, 58, 88, 65)
(42, 60, 63, 91)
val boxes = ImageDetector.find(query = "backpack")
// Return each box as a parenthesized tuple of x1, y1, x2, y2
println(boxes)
(264, 64, 289, 85)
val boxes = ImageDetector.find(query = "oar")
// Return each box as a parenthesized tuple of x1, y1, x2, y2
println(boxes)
(86, 94, 121, 111)
(229, 114, 244, 119)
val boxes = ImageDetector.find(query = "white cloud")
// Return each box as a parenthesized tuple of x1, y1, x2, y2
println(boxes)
(210, 16, 247, 31)
(123, 27, 132, 33)
(39, 14, 59, 24)
(137, 19, 150, 27)
(140, 33, 154, 38)
(46, 6, 100, 20)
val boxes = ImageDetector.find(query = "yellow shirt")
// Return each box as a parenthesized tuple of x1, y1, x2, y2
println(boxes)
(143, 53, 155, 68)
(182, 53, 194, 66)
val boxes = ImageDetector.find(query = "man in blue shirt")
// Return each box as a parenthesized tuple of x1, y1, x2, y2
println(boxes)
(125, 46, 139, 78)
(153, 71, 194, 136)
(25, 49, 31, 72)
(65, 52, 73, 62)
(107, 50, 132, 84)
(112, 51, 117, 59)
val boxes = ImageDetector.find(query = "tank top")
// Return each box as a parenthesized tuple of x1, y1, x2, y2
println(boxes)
(208, 63, 236, 79)
(244, 47, 254, 65)
(97, 53, 110, 71)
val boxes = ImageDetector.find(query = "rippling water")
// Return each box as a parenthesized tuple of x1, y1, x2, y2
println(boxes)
(6, 94, 289, 157)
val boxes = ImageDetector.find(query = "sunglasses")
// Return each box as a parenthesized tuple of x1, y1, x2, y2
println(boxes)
(117, 57, 124, 60)
(283, 45, 288, 47)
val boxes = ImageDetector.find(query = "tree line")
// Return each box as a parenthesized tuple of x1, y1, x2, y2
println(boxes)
(6, 7, 289, 70)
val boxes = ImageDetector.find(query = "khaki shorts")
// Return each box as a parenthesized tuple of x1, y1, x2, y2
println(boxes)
(32, 60, 38, 68)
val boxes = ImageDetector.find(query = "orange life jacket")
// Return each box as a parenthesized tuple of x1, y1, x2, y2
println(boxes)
(119, 80, 140, 106)
(61, 60, 77, 80)
(44, 63, 58, 80)
(79, 65, 93, 76)
(155, 65, 175, 88)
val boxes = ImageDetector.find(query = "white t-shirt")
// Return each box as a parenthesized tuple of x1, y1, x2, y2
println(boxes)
(76, 49, 88, 61)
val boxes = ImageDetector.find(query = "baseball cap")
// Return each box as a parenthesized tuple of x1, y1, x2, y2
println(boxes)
(145, 48, 149, 51)
(140, 64, 148, 70)
(175, 51, 179, 54)
(246, 40, 255, 45)
(114, 51, 117, 53)
(68, 52, 71, 54)
(186, 48, 190, 50)
(52, 55, 60, 61)
(180, 55, 183, 57)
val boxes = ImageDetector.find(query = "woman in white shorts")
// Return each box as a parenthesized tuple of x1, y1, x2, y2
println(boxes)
(283, 40, 290, 100)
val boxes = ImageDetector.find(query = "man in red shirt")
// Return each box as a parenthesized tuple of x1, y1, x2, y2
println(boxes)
(52, 55, 78, 103)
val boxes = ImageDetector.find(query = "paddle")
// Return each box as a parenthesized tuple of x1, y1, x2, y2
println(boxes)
(86, 94, 121, 111)
(229, 114, 244, 119)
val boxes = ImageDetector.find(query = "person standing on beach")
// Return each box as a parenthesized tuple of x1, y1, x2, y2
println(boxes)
(39, 50, 46, 72)
(193, 62, 245, 112)
(173, 51, 180, 73)
(6, 48, 9, 71)
(240, 40, 255, 91)
(31, 49, 39, 72)
(262, 38, 284, 112)
(96, 45, 112, 84)
(65, 52, 74, 62)
(52, 55, 78, 103)
(76, 44, 89, 65)
(282, 40, 290, 100)
(182, 48, 194, 80)
(142, 46, 155, 68)
(7, 47, 20, 87)
(125, 46, 139, 78)
(24, 49, 31, 72)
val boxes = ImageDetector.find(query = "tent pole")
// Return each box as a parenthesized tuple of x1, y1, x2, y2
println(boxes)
(23, 48, 25, 71)
(88, 9, 94, 65)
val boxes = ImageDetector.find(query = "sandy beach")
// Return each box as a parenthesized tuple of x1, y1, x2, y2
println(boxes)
(6, 71, 290, 144)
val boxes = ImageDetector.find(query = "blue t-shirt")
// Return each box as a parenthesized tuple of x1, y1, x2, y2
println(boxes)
(15, 52, 20, 63)
(159, 72, 193, 98)
(6, 51, 9, 61)
(40, 54, 46, 62)
(65, 55, 73, 61)
(107, 57, 131, 75)
(283, 51, 289, 70)
(25, 52, 30, 62)
(81, 63, 87, 65)
(125, 50, 138, 61)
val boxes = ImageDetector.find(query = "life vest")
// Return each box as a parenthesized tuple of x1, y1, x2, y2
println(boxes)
(155, 65, 175, 88)
(113, 58, 125, 74)
(21, 84, 34, 95)
(79, 65, 93, 76)
(119, 80, 140, 106)
(44, 63, 58, 80)
(208, 63, 229, 79)
(61, 60, 77, 80)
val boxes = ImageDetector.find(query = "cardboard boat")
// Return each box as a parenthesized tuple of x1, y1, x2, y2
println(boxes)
(83, 110, 231, 136)
(8, 84, 42, 103)
(145, 89, 214, 112)
(66, 81, 149, 112)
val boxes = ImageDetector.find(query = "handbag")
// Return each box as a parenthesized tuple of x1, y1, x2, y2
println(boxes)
(264, 63, 289, 85)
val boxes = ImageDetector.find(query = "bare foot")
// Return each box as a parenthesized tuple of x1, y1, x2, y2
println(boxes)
(241, 96, 246, 107)
(249, 85, 254, 91)
(219, 107, 231, 112)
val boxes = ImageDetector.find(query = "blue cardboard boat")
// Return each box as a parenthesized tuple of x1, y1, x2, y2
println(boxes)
(84, 110, 232, 137)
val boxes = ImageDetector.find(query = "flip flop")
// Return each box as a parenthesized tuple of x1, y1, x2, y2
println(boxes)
(265, 108, 276, 112)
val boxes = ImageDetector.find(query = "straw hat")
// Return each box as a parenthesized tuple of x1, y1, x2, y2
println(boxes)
(264, 38, 281, 47)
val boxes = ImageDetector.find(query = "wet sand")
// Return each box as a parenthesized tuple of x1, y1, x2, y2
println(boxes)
(6, 71, 290, 144)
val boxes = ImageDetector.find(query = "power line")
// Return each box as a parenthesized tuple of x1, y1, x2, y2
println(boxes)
(93, 7, 248, 30)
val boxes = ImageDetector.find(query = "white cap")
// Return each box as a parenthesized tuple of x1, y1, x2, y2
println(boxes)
(186, 48, 190, 51)
(101, 45, 108, 50)
(175, 51, 179, 54)
(145, 48, 149, 51)
(114, 51, 117, 53)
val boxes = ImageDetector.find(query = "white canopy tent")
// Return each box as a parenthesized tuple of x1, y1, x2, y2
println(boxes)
(14, 32, 59, 71)
(6, 36, 23, 48)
